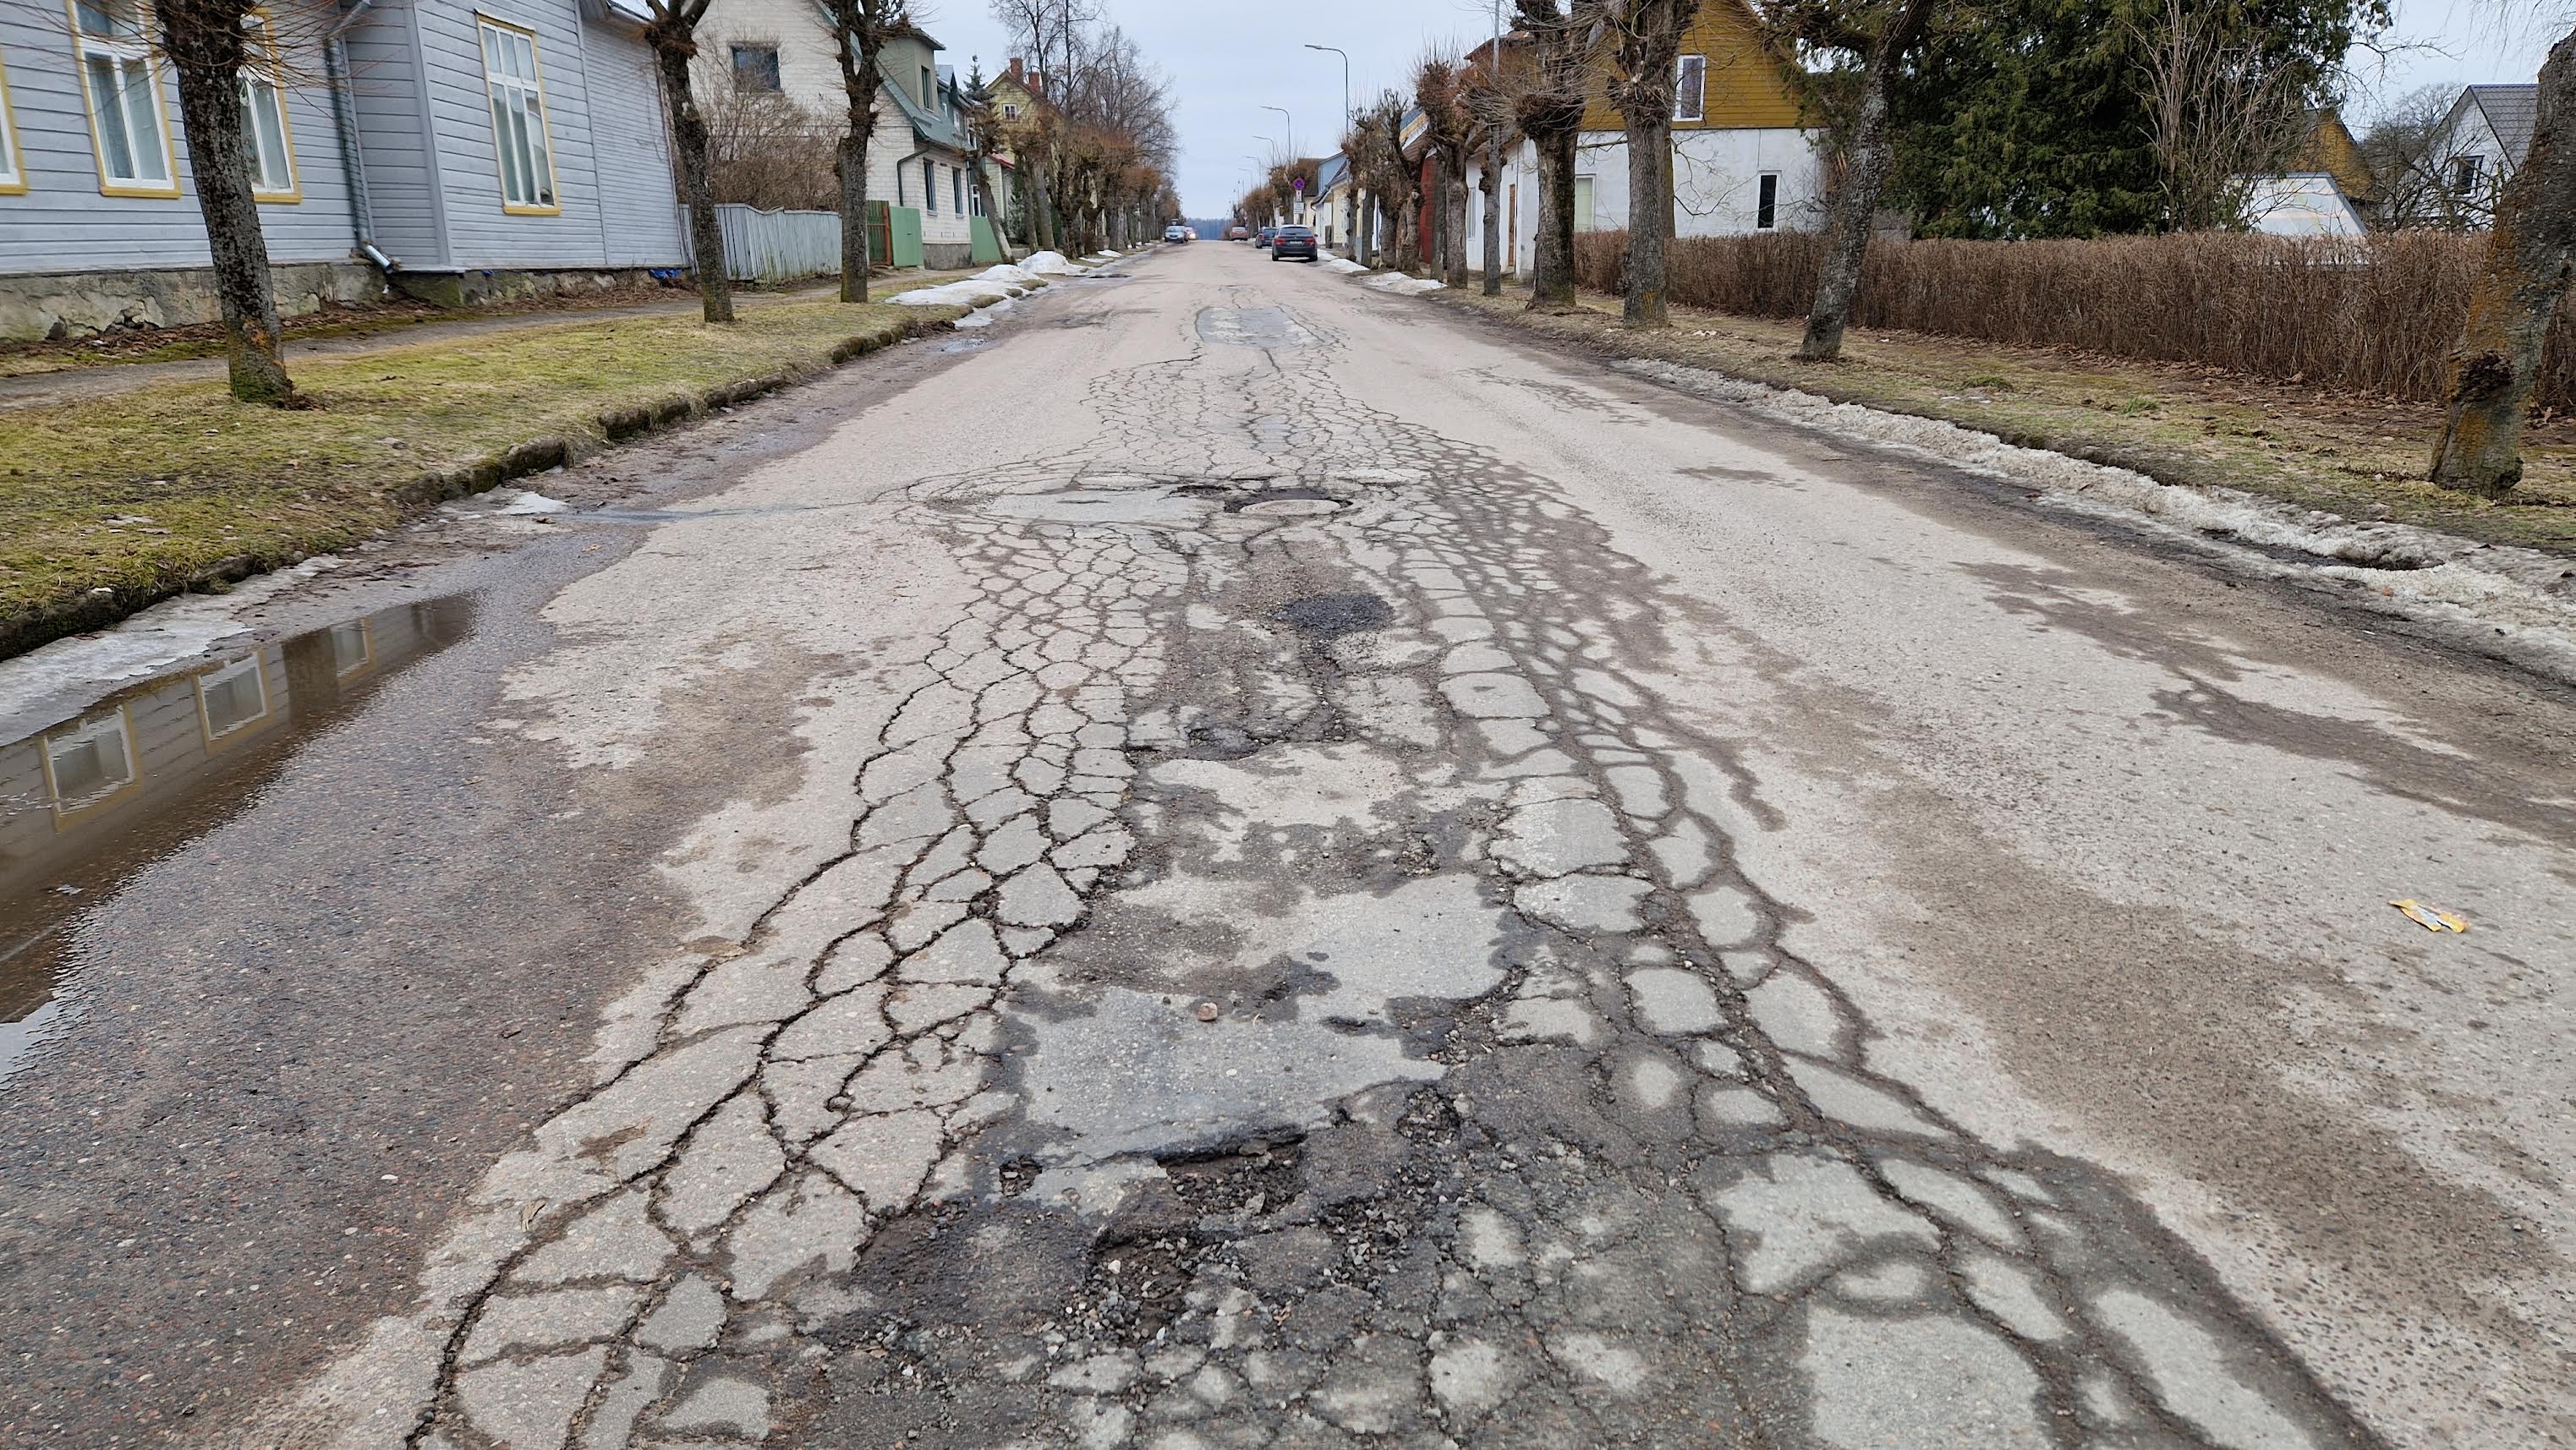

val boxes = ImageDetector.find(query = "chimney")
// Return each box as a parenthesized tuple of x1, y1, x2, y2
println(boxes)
(1006, 57, 1024, 83)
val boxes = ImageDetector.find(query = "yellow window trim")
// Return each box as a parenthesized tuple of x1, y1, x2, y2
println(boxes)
(0, 46, 28, 194)
(245, 9, 301, 204)
(40, 704, 148, 828)
(194, 650, 281, 752)
(65, 0, 184, 200)
(475, 13, 563, 217)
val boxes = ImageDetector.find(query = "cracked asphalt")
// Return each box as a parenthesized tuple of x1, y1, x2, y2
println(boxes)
(6, 243, 2574, 1450)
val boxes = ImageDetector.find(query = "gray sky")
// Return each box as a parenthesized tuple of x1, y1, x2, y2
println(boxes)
(918, 0, 2562, 216)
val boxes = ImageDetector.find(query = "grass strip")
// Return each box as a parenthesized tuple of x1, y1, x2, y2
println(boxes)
(0, 295, 964, 657)
(1433, 285, 2576, 556)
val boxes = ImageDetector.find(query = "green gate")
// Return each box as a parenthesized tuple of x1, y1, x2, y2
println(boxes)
(864, 201, 925, 270)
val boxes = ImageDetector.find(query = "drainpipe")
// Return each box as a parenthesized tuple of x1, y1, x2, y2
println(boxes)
(323, 0, 401, 274)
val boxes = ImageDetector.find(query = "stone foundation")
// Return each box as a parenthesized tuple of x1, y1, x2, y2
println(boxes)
(920, 240, 976, 270)
(0, 261, 688, 343)
(0, 260, 391, 342)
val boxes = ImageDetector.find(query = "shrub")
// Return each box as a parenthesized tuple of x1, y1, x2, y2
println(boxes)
(1572, 229, 2574, 409)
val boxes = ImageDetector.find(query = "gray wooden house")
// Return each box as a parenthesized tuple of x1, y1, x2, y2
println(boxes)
(0, 0, 688, 342)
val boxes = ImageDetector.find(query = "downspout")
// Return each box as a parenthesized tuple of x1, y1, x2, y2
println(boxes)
(322, 0, 400, 273)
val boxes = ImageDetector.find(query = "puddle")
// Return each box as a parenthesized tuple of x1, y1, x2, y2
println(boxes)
(0, 594, 474, 1084)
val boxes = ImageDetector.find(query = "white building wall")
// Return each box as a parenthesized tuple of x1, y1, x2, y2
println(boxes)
(1465, 128, 1825, 279)
(698, 0, 843, 115)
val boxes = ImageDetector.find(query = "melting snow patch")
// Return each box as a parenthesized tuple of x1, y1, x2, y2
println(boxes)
(888, 280, 1018, 308)
(969, 263, 1044, 293)
(950, 297, 1016, 328)
(0, 556, 341, 730)
(1320, 257, 1370, 275)
(1019, 251, 1088, 276)
(496, 490, 570, 515)
(1363, 274, 1447, 296)
(1620, 357, 2576, 685)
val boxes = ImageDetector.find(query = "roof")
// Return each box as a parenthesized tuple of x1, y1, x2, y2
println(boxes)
(2244, 173, 2366, 238)
(2467, 84, 2540, 165)
(1314, 153, 1350, 190)
(881, 57, 970, 156)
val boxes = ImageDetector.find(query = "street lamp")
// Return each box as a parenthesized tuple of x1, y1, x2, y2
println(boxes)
(1303, 45, 1350, 136)
(1260, 105, 1293, 161)
(1305, 44, 1352, 254)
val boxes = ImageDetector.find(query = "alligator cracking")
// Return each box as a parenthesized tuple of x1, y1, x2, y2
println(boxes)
(233, 304, 2390, 1450)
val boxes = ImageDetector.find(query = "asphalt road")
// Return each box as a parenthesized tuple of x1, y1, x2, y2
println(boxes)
(4, 243, 2572, 1450)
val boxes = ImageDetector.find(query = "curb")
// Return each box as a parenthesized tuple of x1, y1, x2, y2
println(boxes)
(0, 309, 962, 662)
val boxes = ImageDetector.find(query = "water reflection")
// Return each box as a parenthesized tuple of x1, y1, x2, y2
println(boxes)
(0, 595, 474, 1082)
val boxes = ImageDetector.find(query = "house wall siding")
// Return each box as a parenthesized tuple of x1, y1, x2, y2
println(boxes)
(699, 0, 843, 115)
(580, 19, 681, 265)
(348, 2, 448, 266)
(0, 0, 361, 276)
(1576, 0, 1802, 133)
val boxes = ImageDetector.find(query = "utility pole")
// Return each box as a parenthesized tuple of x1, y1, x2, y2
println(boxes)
(1306, 43, 1351, 253)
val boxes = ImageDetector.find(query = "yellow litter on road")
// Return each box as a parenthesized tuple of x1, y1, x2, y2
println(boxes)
(2391, 899, 2469, 932)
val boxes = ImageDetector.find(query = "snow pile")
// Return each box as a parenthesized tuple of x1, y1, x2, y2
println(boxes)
(1320, 257, 1370, 275)
(1019, 251, 1088, 276)
(967, 263, 1045, 294)
(1620, 356, 2576, 685)
(1363, 273, 1447, 296)
(951, 296, 1016, 328)
(886, 279, 1018, 308)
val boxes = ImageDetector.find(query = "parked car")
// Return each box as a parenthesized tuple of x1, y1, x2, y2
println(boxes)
(1163, 224, 1190, 243)
(1255, 227, 1277, 249)
(1226, 224, 1251, 240)
(1270, 225, 1319, 262)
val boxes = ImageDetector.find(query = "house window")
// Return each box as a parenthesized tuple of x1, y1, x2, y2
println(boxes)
(240, 14, 297, 200)
(1002, 102, 1021, 121)
(2450, 154, 2484, 194)
(478, 17, 559, 214)
(921, 65, 934, 107)
(327, 620, 375, 676)
(71, 0, 178, 197)
(924, 157, 937, 214)
(951, 165, 962, 215)
(42, 709, 140, 818)
(1674, 54, 1706, 123)
(1573, 173, 1596, 232)
(0, 46, 26, 194)
(1756, 172, 1779, 230)
(730, 43, 781, 93)
(195, 654, 272, 744)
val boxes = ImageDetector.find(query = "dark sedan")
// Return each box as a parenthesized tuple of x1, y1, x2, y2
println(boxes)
(1254, 227, 1277, 249)
(1269, 225, 1319, 262)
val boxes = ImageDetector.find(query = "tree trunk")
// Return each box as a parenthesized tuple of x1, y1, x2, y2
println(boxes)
(1482, 135, 1504, 294)
(1529, 125, 1577, 309)
(1443, 163, 1468, 287)
(1346, 180, 1361, 261)
(1799, 0, 1933, 359)
(2431, 26, 2575, 495)
(159, 3, 294, 403)
(834, 54, 879, 300)
(653, 36, 735, 324)
(1028, 161, 1056, 251)
(1394, 178, 1420, 272)
(1624, 113, 1674, 326)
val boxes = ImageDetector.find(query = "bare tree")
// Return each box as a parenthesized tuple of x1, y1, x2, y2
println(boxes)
(819, 0, 907, 300)
(2129, 0, 2314, 232)
(1514, 0, 1597, 310)
(1417, 54, 1472, 287)
(699, 63, 841, 211)
(991, 0, 1098, 249)
(1601, 0, 1704, 325)
(1349, 92, 1422, 269)
(1794, 0, 1934, 359)
(2362, 84, 2503, 230)
(1467, 47, 1520, 294)
(642, 0, 733, 323)
(960, 61, 1010, 253)
(151, 0, 295, 402)
(2431, 24, 2575, 494)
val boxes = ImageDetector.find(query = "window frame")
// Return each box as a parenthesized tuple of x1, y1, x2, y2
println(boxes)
(0, 45, 27, 194)
(1673, 54, 1706, 123)
(1755, 171, 1779, 231)
(729, 41, 780, 94)
(68, 0, 182, 200)
(239, 10, 299, 203)
(951, 163, 962, 216)
(41, 706, 145, 823)
(923, 156, 937, 215)
(195, 652, 277, 749)
(326, 618, 376, 678)
(475, 14, 561, 216)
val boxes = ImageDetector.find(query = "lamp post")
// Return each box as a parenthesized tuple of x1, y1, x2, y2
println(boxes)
(1261, 105, 1293, 165)
(1304, 43, 1352, 255)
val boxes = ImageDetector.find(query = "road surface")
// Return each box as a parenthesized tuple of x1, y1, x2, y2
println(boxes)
(3, 242, 2571, 1450)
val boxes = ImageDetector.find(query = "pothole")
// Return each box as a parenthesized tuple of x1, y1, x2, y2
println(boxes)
(1241, 499, 1343, 517)
(1274, 593, 1395, 637)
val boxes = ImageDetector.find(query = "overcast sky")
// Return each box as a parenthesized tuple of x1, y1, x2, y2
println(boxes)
(914, 0, 2563, 216)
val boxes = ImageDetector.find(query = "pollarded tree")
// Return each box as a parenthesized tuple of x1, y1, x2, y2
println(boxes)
(2431, 24, 2575, 495)
(1417, 54, 1472, 287)
(643, 0, 735, 323)
(1466, 45, 1525, 295)
(820, 0, 909, 300)
(151, 0, 296, 402)
(1515, 0, 1598, 309)
(1600, 0, 1706, 326)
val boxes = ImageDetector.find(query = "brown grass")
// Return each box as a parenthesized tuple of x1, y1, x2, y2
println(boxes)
(1572, 230, 2576, 409)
